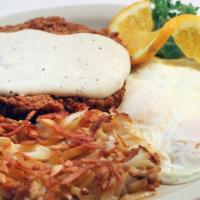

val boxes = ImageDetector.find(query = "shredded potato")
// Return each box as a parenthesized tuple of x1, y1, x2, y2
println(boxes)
(0, 110, 160, 200)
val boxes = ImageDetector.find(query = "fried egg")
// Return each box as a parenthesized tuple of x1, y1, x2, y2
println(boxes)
(119, 58, 200, 184)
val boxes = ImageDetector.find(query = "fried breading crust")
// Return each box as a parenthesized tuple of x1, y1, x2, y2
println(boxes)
(0, 17, 125, 119)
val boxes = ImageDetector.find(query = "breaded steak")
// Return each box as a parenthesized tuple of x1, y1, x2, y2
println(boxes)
(0, 17, 125, 119)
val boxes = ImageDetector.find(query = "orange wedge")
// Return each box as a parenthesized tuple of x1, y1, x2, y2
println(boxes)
(109, 0, 172, 65)
(168, 15, 200, 64)
(109, 1, 200, 66)
(110, 0, 153, 32)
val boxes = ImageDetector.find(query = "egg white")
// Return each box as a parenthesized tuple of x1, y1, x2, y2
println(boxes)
(119, 58, 200, 184)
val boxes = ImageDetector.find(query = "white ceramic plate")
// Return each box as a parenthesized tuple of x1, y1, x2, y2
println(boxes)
(0, 3, 200, 200)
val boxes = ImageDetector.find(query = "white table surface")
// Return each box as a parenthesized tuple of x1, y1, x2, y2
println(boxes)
(0, 0, 198, 17)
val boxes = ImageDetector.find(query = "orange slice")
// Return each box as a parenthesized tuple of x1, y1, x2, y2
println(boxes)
(109, 1, 200, 66)
(110, 0, 153, 32)
(109, 0, 172, 65)
(168, 14, 200, 64)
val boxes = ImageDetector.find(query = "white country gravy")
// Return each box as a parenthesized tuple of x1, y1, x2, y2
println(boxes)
(0, 30, 130, 98)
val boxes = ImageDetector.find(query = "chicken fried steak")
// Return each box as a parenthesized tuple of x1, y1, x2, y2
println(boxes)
(0, 17, 126, 119)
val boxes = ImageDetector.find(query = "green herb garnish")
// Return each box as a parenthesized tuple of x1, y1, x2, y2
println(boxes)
(152, 0, 199, 59)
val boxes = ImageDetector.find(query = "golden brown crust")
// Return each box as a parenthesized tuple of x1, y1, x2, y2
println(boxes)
(0, 86, 125, 119)
(0, 16, 96, 34)
(0, 16, 124, 119)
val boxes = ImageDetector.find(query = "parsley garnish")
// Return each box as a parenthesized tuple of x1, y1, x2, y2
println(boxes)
(152, 0, 199, 59)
